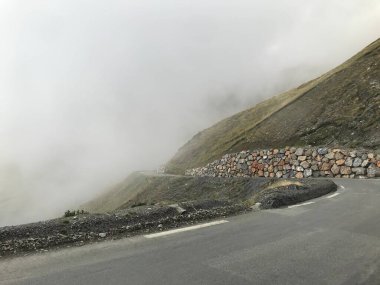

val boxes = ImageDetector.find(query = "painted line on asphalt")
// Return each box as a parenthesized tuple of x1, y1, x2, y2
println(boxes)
(327, 192, 341, 199)
(144, 220, 229, 239)
(340, 185, 345, 189)
(288, 201, 315, 209)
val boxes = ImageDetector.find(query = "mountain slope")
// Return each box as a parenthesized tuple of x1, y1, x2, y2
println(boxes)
(82, 172, 150, 213)
(166, 38, 380, 174)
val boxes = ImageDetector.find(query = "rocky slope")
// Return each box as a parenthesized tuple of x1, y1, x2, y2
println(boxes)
(166, 38, 380, 174)
(0, 202, 249, 258)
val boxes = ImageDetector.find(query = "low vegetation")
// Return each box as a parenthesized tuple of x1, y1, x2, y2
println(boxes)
(63, 209, 88, 218)
(264, 180, 304, 190)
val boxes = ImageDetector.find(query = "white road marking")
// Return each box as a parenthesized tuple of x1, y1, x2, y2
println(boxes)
(144, 220, 229, 239)
(327, 192, 341, 199)
(340, 185, 345, 189)
(288, 201, 315, 209)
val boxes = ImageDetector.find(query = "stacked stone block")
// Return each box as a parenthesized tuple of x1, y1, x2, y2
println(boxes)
(185, 147, 380, 179)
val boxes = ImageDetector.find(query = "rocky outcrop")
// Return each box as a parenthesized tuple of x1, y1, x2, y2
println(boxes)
(185, 147, 380, 179)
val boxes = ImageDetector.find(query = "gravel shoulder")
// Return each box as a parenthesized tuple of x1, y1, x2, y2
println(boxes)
(0, 177, 337, 258)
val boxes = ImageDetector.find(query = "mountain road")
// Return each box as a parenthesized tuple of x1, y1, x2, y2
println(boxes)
(1, 179, 379, 285)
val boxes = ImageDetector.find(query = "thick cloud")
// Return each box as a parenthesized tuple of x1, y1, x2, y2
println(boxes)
(0, 0, 379, 225)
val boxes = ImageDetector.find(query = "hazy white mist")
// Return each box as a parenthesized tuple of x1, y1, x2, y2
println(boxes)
(1, 0, 379, 226)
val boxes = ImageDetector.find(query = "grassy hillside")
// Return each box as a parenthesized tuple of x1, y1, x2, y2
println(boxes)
(166, 38, 380, 174)
(81, 172, 150, 213)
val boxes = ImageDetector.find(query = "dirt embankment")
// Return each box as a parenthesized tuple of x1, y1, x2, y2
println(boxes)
(115, 175, 337, 210)
(1, 175, 336, 258)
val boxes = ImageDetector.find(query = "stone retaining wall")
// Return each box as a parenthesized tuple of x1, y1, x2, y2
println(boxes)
(185, 147, 380, 179)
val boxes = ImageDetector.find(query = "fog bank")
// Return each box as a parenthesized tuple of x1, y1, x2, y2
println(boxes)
(1, 0, 379, 226)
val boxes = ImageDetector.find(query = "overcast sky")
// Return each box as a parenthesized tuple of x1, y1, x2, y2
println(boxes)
(0, 0, 379, 226)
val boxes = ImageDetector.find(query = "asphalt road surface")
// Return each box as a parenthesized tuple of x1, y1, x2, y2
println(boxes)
(1, 179, 379, 285)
